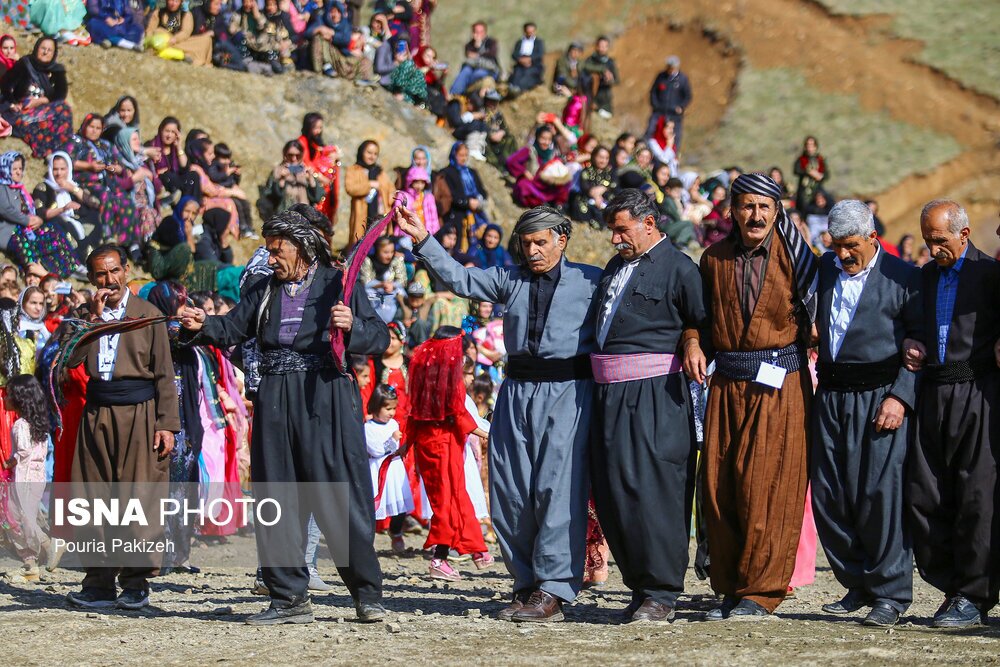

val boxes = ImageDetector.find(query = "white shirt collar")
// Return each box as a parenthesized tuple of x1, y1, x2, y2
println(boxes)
(102, 289, 130, 321)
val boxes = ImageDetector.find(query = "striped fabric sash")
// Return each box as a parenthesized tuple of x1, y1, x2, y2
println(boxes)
(590, 352, 682, 384)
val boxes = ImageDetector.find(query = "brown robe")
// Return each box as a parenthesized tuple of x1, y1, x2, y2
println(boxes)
(683, 235, 811, 612)
(68, 293, 180, 590)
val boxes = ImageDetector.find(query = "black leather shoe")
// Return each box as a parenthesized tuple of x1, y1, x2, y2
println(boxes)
(245, 597, 314, 626)
(932, 596, 982, 628)
(862, 602, 900, 627)
(355, 601, 386, 623)
(822, 590, 872, 615)
(729, 598, 769, 618)
(705, 596, 738, 621)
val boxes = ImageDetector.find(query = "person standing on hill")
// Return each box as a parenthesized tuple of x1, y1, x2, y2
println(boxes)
(646, 56, 691, 150)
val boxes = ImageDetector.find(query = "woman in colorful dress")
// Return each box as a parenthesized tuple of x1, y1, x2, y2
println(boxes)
(296, 112, 340, 225)
(145, 0, 214, 66)
(108, 127, 162, 257)
(0, 152, 83, 278)
(0, 34, 19, 78)
(0, 297, 35, 550)
(0, 37, 74, 159)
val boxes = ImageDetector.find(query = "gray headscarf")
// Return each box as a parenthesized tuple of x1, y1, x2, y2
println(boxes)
(261, 208, 334, 267)
(508, 206, 573, 266)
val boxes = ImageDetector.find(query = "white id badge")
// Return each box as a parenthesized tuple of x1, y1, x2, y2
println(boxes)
(754, 362, 786, 389)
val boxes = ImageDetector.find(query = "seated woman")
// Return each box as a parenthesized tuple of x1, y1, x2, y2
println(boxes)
(233, 0, 294, 74)
(31, 151, 102, 256)
(258, 140, 325, 219)
(360, 236, 406, 324)
(0, 151, 84, 279)
(414, 46, 448, 119)
(86, 0, 144, 51)
(101, 95, 140, 144)
(145, 0, 214, 66)
(29, 0, 90, 45)
(344, 139, 395, 247)
(186, 137, 241, 237)
(387, 41, 427, 104)
(192, 207, 234, 266)
(0, 37, 73, 159)
(109, 127, 162, 258)
(506, 125, 573, 209)
(434, 142, 489, 252)
(146, 116, 191, 196)
(146, 196, 199, 282)
(569, 144, 614, 227)
(474, 224, 512, 269)
(0, 35, 18, 78)
(297, 113, 340, 224)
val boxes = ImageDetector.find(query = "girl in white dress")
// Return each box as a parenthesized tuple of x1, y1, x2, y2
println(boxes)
(366, 384, 414, 555)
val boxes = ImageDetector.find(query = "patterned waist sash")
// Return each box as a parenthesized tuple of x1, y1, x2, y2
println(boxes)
(590, 353, 682, 384)
(258, 349, 334, 375)
(924, 358, 998, 385)
(714, 343, 803, 381)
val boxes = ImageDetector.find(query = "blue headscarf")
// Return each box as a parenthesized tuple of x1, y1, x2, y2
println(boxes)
(449, 142, 482, 199)
(114, 126, 157, 209)
(476, 224, 512, 269)
(411, 145, 432, 172)
(0, 151, 35, 215)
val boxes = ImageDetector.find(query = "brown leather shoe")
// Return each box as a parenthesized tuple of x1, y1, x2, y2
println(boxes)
(511, 590, 564, 623)
(629, 598, 675, 623)
(497, 590, 532, 622)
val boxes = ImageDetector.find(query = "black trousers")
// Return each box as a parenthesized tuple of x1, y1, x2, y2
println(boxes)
(251, 368, 382, 605)
(591, 373, 696, 606)
(906, 374, 999, 609)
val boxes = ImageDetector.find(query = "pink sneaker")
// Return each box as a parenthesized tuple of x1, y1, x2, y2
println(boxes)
(429, 558, 462, 581)
(473, 551, 495, 570)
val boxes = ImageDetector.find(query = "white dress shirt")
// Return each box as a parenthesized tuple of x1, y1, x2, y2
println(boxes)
(828, 245, 879, 360)
(519, 36, 536, 57)
(97, 289, 130, 381)
(597, 236, 666, 347)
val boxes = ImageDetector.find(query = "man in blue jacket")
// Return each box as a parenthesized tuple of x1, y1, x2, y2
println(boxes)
(646, 56, 692, 149)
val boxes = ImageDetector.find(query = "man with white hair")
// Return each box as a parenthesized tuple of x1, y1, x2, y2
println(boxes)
(810, 200, 922, 627)
(905, 199, 1000, 628)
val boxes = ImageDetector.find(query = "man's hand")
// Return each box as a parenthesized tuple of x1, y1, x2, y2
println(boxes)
(331, 303, 353, 331)
(179, 306, 207, 331)
(27, 215, 44, 230)
(874, 396, 906, 433)
(91, 287, 116, 321)
(682, 339, 707, 384)
(902, 338, 927, 372)
(153, 431, 175, 459)
(394, 207, 428, 243)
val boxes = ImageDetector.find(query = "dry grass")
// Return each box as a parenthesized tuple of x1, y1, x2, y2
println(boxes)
(690, 67, 963, 198)
(817, 0, 1000, 99)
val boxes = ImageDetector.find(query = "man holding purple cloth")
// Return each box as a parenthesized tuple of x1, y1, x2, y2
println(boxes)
(589, 188, 708, 622)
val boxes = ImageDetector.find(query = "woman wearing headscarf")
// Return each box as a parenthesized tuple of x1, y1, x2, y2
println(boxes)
(85, 0, 144, 50)
(0, 295, 35, 535)
(233, 0, 294, 74)
(569, 144, 614, 227)
(109, 127, 162, 256)
(793, 135, 827, 213)
(296, 112, 340, 224)
(147, 196, 199, 283)
(0, 35, 18, 78)
(145, 0, 214, 66)
(17, 286, 50, 353)
(29, 0, 89, 44)
(259, 140, 325, 220)
(0, 37, 73, 158)
(31, 151, 102, 255)
(435, 142, 489, 252)
(344, 139, 395, 247)
(647, 116, 679, 175)
(193, 207, 234, 266)
(0, 152, 83, 279)
(506, 124, 573, 209)
(474, 224, 512, 270)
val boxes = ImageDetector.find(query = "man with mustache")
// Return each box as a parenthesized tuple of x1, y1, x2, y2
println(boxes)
(683, 173, 819, 620)
(904, 199, 1000, 627)
(590, 188, 707, 622)
(810, 200, 922, 627)
(396, 205, 601, 623)
(66, 244, 180, 611)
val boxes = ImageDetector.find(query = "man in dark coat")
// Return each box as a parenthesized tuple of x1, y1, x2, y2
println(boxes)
(508, 22, 545, 95)
(179, 207, 390, 626)
(905, 199, 1000, 628)
(646, 56, 692, 149)
(811, 200, 922, 627)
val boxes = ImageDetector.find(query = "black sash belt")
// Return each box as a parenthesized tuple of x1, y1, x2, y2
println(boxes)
(714, 343, 804, 381)
(506, 355, 594, 382)
(817, 355, 900, 392)
(924, 358, 998, 385)
(86, 379, 156, 406)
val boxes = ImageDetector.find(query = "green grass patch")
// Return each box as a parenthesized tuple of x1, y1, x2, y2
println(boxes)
(692, 67, 963, 196)
(818, 0, 1000, 99)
